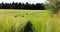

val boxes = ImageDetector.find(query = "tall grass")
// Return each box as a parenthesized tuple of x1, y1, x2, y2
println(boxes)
(0, 9, 60, 32)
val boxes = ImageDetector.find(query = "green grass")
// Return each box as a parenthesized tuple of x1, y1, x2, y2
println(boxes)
(0, 9, 60, 32)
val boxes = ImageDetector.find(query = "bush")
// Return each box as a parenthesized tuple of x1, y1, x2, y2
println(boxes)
(20, 20, 33, 32)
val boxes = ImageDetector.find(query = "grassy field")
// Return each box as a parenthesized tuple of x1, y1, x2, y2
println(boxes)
(0, 9, 60, 32)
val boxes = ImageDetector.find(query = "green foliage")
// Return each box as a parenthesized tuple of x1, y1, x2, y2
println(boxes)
(45, 0, 60, 14)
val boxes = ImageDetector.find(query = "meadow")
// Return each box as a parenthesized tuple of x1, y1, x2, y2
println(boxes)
(0, 9, 60, 32)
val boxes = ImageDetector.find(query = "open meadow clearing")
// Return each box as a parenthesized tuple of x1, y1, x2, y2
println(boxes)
(0, 9, 60, 32)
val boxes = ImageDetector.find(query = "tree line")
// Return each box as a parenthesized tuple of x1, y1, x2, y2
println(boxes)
(0, 2, 45, 10)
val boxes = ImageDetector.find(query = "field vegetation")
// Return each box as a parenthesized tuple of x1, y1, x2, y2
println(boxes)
(0, 9, 60, 32)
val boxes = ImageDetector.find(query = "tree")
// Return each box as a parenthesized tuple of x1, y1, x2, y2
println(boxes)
(0, 2, 45, 10)
(45, 0, 60, 14)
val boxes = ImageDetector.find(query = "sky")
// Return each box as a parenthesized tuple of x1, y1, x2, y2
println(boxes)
(0, 0, 46, 4)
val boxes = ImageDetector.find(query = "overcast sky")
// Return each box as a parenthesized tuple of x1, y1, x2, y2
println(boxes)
(0, 0, 46, 4)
